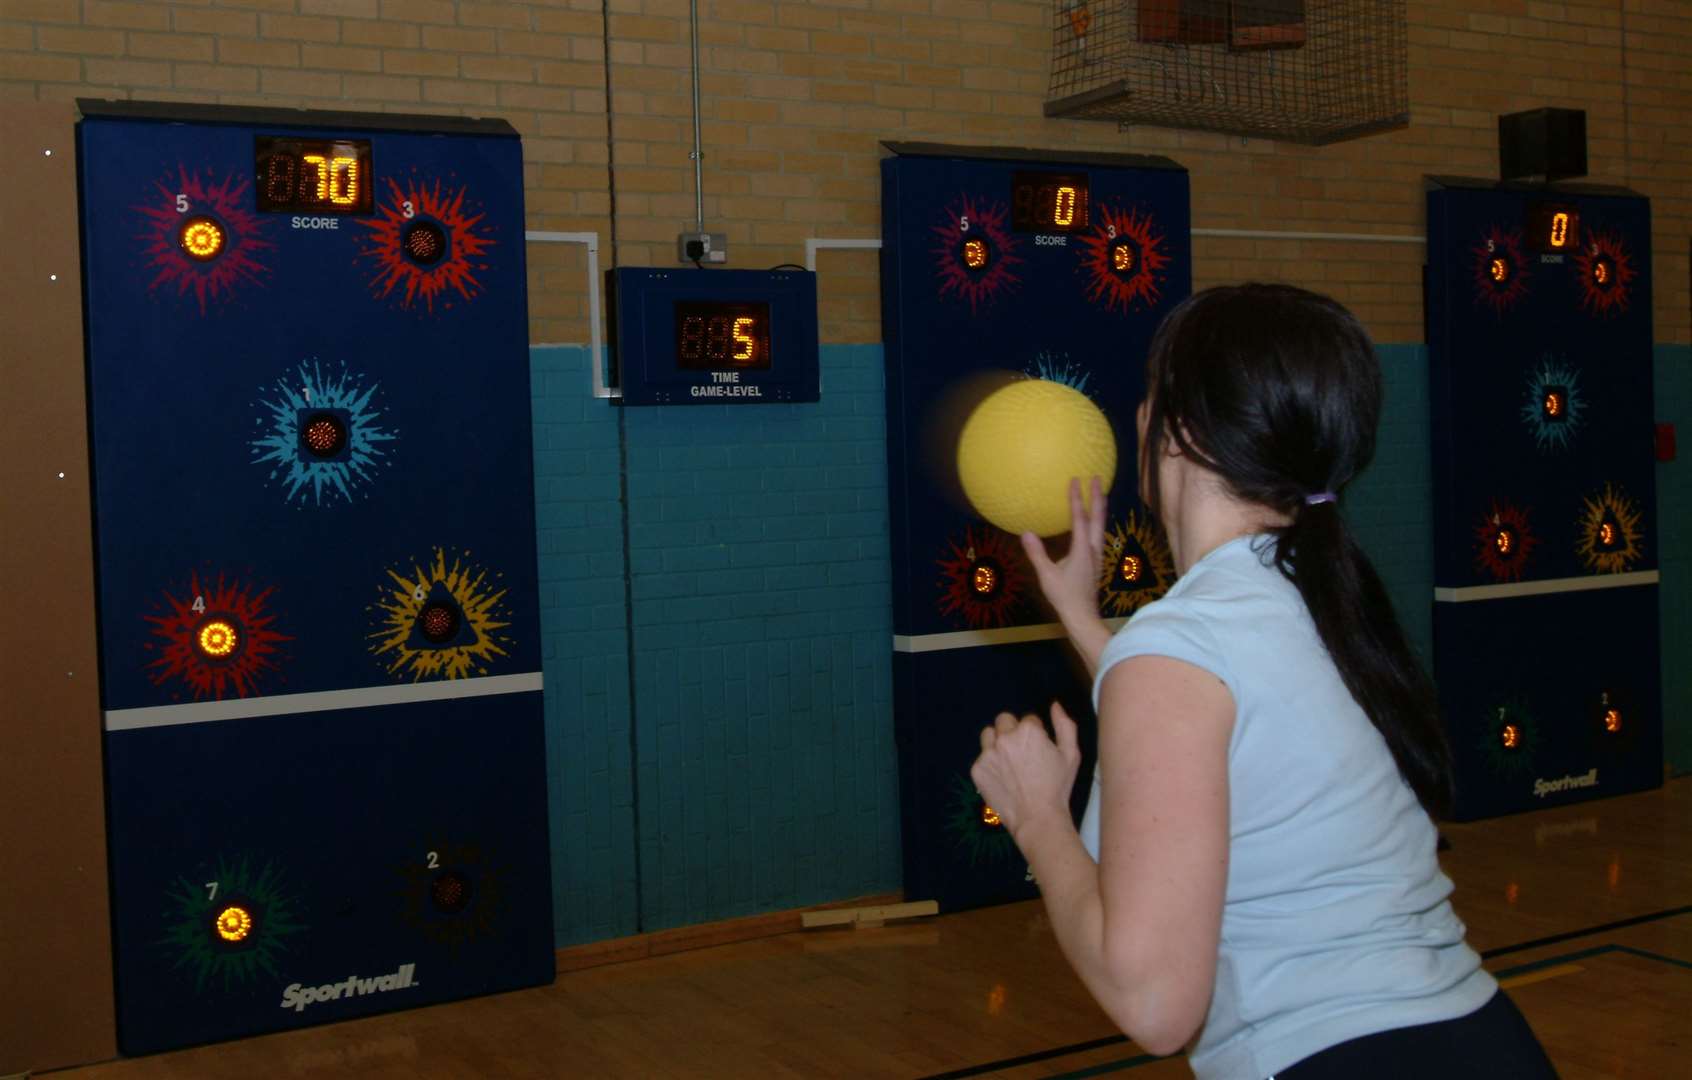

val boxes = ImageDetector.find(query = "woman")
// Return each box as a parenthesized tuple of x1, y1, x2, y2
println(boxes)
(970, 285, 1556, 1078)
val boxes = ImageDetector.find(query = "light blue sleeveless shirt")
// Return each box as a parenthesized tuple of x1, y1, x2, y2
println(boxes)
(1081, 535, 1494, 1080)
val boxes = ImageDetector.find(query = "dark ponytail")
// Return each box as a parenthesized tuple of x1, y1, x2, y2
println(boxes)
(1141, 284, 1453, 819)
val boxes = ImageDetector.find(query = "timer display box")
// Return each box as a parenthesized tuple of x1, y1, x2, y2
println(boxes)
(609, 267, 820, 405)
(76, 99, 553, 1053)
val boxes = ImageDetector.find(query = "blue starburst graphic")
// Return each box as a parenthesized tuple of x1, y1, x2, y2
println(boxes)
(1028, 352, 1092, 396)
(251, 361, 396, 504)
(1520, 356, 1584, 452)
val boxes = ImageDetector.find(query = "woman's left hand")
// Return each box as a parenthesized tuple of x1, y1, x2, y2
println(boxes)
(970, 703, 1082, 842)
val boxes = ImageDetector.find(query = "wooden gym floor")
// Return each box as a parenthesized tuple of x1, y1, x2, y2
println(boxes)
(49, 778, 1689, 1079)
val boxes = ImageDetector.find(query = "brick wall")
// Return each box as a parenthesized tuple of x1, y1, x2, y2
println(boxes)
(4, 1, 1687, 347)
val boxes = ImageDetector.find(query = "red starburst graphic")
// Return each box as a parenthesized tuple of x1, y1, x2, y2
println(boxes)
(356, 177, 495, 311)
(1573, 229, 1636, 317)
(135, 167, 274, 315)
(931, 197, 1022, 314)
(1472, 225, 1530, 315)
(144, 572, 290, 700)
(1473, 500, 1539, 583)
(1078, 205, 1169, 313)
(937, 526, 1029, 629)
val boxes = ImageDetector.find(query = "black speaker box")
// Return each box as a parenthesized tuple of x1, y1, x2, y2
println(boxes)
(1499, 108, 1587, 182)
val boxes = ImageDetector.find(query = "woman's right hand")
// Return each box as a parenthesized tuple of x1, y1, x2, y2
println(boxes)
(1021, 475, 1108, 626)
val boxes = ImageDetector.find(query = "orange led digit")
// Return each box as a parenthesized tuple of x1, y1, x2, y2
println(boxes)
(329, 155, 359, 206)
(1550, 212, 1569, 247)
(1053, 186, 1077, 226)
(302, 154, 329, 201)
(732, 317, 757, 363)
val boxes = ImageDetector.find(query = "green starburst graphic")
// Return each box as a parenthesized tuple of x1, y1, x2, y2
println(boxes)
(159, 855, 306, 993)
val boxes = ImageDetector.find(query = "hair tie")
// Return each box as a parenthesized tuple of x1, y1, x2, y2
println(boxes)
(1304, 492, 1337, 506)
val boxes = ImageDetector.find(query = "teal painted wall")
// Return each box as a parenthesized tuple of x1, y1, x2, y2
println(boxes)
(531, 340, 1690, 946)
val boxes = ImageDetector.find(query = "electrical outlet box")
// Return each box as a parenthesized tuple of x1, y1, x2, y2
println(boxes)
(677, 231, 728, 264)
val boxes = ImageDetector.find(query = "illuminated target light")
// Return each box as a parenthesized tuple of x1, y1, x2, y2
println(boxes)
(252, 361, 397, 506)
(179, 217, 225, 261)
(931, 196, 1022, 314)
(370, 548, 515, 680)
(136, 166, 275, 315)
(1473, 500, 1538, 583)
(1479, 700, 1539, 779)
(1080, 204, 1169, 314)
(1100, 512, 1174, 618)
(196, 619, 239, 660)
(937, 526, 1027, 629)
(1573, 229, 1636, 316)
(962, 237, 989, 270)
(1520, 357, 1585, 452)
(945, 775, 1018, 867)
(1472, 226, 1529, 315)
(356, 176, 495, 312)
(1603, 707, 1622, 734)
(145, 573, 289, 700)
(1576, 483, 1644, 574)
(214, 905, 254, 943)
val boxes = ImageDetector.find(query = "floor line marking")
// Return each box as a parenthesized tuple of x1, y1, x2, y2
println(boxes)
(1498, 963, 1585, 990)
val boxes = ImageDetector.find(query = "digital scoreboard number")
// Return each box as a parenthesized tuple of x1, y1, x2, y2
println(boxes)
(255, 136, 374, 215)
(1010, 170, 1089, 233)
(1525, 201, 1580, 254)
(674, 300, 771, 371)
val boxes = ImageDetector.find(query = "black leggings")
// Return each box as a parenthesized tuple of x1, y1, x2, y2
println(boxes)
(1274, 991, 1557, 1078)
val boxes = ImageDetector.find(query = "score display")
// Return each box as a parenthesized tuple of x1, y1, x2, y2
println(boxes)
(675, 300, 771, 370)
(1525, 202, 1580, 253)
(1011, 170, 1089, 232)
(255, 136, 373, 215)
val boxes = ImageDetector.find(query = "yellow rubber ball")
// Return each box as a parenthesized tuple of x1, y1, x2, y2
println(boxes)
(956, 378, 1116, 537)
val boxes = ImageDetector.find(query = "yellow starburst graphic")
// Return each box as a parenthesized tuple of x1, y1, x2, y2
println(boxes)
(369, 548, 513, 680)
(1575, 484, 1644, 574)
(1099, 512, 1175, 618)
